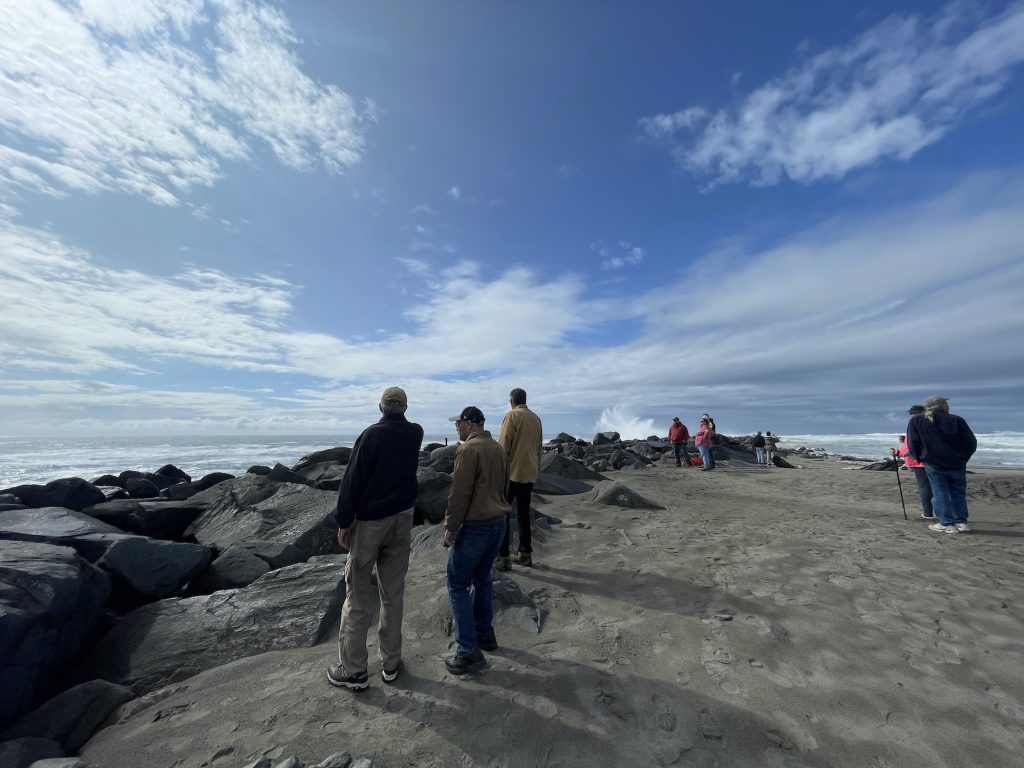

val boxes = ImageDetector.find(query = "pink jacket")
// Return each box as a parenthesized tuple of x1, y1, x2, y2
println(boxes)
(896, 442, 923, 468)
(694, 425, 715, 447)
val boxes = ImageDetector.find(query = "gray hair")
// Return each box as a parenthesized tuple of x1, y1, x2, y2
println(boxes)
(923, 395, 949, 421)
(380, 400, 407, 416)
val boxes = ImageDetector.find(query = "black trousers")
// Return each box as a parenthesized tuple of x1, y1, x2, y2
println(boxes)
(499, 480, 534, 556)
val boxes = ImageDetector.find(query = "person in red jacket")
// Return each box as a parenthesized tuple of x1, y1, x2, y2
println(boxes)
(891, 415, 934, 519)
(667, 417, 690, 467)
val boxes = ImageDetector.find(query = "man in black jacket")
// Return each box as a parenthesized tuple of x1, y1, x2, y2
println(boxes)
(327, 387, 423, 690)
(906, 395, 977, 534)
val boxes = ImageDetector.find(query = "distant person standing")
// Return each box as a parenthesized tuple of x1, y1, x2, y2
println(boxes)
(667, 417, 690, 468)
(444, 406, 510, 674)
(907, 396, 977, 534)
(328, 387, 423, 691)
(764, 431, 780, 465)
(695, 416, 716, 471)
(752, 431, 766, 465)
(496, 388, 543, 570)
(891, 409, 934, 520)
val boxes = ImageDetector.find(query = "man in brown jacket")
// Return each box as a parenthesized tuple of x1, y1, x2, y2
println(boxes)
(496, 388, 543, 570)
(443, 405, 509, 674)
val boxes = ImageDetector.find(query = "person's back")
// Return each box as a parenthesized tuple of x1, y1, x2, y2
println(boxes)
(450, 430, 509, 524)
(907, 409, 976, 470)
(500, 404, 543, 484)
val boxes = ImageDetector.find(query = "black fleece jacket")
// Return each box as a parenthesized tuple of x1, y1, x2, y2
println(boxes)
(906, 411, 977, 471)
(334, 413, 424, 528)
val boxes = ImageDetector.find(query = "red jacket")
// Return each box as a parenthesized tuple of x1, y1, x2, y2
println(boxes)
(668, 422, 689, 444)
(896, 442, 923, 468)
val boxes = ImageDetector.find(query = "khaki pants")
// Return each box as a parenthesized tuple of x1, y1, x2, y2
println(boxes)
(337, 514, 413, 674)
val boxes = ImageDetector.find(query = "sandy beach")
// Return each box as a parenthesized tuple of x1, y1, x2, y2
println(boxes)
(80, 458, 1024, 768)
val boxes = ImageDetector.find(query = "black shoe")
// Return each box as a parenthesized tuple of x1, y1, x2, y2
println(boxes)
(511, 552, 532, 567)
(675, 462, 682, 467)
(478, 636, 498, 652)
(381, 662, 400, 684)
(327, 664, 368, 691)
(445, 652, 486, 675)
(494, 556, 511, 572)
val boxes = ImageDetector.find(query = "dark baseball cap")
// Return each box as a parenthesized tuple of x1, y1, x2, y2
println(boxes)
(449, 405, 485, 425)
(908, 404, 925, 415)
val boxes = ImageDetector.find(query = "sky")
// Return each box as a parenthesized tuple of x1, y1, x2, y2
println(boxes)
(1, 0, 1023, 439)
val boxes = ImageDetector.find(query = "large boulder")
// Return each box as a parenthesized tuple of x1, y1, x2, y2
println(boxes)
(90, 475, 124, 489)
(585, 480, 663, 509)
(35, 479, 105, 512)
(198, 547, 270, 591)
(160, 472, 233, 501)
(426, 444, 459, 474)
(267, 463, 314, 487)
(118, 471, 179, 491)
(293, 447, 352, 473)
(295, 462, 346, 492)
(183, 476, 338, 557)
(0, 508, 128, 562)
(124, 478, 160, 499)
(78, 555, 347, 695)
(96, 537, 211, 605)
(592, 431, 620, 445)
(0, 541, 111, 728)
(81, 499, 209, 540)
(155, 465, 191, 483)
(0, 680, 133, 754)
(415, 468, 450, 524)
(539, 453, 608, 482)
(0, 737, 64, 768)
(0, 485, 45, 507)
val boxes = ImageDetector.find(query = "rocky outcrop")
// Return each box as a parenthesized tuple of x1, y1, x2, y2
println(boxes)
(0, 680, 132, 754)
(96, 536, 211, 605)
(293, 447, 351, 473)
(294, 462, 346, 491)
(125, 478, 161, 499)
(79, 555, 347, 695)
(592, 431, 620, 445)
(155, 465, 191, 483)
(0, 507, 128, 562)
(0, 485, 45, 507)
(533, 474, 593, 496)
(35, 479, 106, 512)
(267, 463, 314, 487)
(184, 477, 338, 557)
(539, 453, 608, 482)
(425, 444, 458, 474)
(161, 472, 234, 501)
(0, 541, 111, 728)
(81, 498, 210, 540)
(415, 468, 450, 524)
(585, 480, 663, 509)
(0, 737, 64, 768)
(199, 547, 271, 591)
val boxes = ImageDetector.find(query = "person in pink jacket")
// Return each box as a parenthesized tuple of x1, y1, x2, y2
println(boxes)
(891, 409, 934, 519)
(694, 416, 716, 470)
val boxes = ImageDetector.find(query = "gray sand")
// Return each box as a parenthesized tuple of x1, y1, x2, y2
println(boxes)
(82, 460, 1024, 767)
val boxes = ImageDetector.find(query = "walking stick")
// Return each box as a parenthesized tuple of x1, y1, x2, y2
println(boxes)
(892, 454, 908, 520)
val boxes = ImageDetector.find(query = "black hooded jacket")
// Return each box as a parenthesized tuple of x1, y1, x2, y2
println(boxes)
(906, 411, 977, 471)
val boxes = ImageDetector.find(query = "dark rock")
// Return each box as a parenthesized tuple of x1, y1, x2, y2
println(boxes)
(586, 480, 664, 509)
(118, 470, 179, 491)
(0, 507, 128, 561)
(415, 468, 450, 524)
(0, 541, 111, 728)
(155, 465, 191, 483)
(860, 458, 898, 471)
(293, 447, 351, 473)
(199, 546, 270, 590)
(538, 453, 607, 482)
(592, 432, 620, 445)
(125, 478, 160, 499)
(35, 479, 105, 512)
(247, 465, 272, 475)
(0, 737, 64, 768)
(94, 486, 128, 501)
(0, 485, 45, 507)
(83, 499, 209, 541)
(0, 494, 19, 505)
(422, 442, 444, 453)
(90, 475, 124, 489)
(96, 537, 211, 604)
(184, 476, 338, 557)
(78, 555, 347, 695)
(161, 472, 233, 501)
(295, 462, 346, 492)
(772, 455, 798, 468)
(234, 540, 305, 570)
(549, 432, 577, 444)
(268, 463, 314, 487)
(410, 524, 445, 562)
(1, 680, 132, 753)
(426, 444, 459, 474)
(0, 504, 28, 512)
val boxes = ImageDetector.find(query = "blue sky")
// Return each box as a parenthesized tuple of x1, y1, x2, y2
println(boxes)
(1, 0, 1023, 438)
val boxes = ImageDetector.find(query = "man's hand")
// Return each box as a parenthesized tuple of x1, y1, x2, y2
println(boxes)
(444, 529, 458, 548)
(337, 526, 353, 552)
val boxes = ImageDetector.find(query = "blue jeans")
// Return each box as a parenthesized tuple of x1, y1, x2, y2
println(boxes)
(698, 444, 713, 469)
(755, 447, 765, 464)
(672, 444, 686, 464)
(447, 519, 505, 657)
(924, 465, 968, 526)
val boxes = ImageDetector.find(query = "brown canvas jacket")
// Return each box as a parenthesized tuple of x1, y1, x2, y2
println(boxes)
(444, 430, 510, 532)
(498, 405, 543, 483)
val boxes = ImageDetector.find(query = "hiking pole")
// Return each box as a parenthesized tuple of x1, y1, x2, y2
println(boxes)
(892, 453, 908, 520)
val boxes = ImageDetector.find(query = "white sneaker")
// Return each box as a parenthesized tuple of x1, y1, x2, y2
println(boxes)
(955, 523, 971, 533)
(928, 523, 957, 534)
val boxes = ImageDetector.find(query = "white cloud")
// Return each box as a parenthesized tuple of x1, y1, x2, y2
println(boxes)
(640, 3, 1024, 187)
(412, 203, 436, 215)
(592, 239, 645, 270)
(0, 0, 368, 205)
(408, 240, 457, 254)
(447, 186, 461, 200)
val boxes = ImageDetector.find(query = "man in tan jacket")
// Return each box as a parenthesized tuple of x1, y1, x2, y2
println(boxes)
(496, 388, 543, 569)
(443, 405, 509, 674)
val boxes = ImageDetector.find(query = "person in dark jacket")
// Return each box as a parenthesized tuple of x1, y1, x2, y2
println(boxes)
(327, 387, 424, 691)
(752, 431, 767, 465)
(906, 395, 977, 534)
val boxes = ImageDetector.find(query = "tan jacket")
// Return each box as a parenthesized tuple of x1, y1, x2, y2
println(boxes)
(444, 430, 509, 532)
(498, 405, 543, 483)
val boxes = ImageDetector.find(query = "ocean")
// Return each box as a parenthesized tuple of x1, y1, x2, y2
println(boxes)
(1, 432, 1022, 487)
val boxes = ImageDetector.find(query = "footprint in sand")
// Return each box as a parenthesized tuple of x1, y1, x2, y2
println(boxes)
(697, 707, 724, 741)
